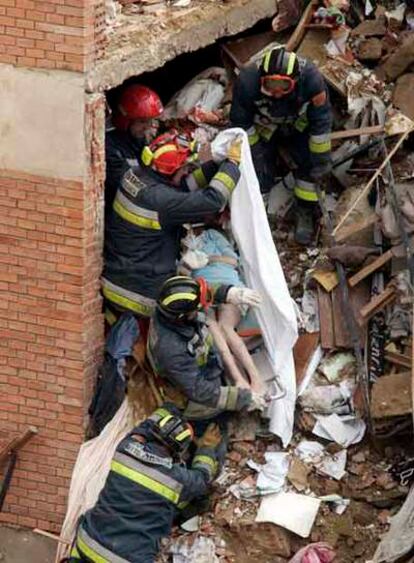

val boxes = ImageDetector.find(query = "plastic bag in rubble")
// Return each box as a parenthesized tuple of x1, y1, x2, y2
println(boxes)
(289, 542, 336, 563)
(211, 129, 298, 446)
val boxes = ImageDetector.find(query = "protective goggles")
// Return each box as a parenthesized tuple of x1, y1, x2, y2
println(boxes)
(260, 75, 296, 95)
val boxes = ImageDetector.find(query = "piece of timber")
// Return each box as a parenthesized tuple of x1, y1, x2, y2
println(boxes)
(293, 332, 320, 385)
(286, 0, 318, 51)
(318, 285, 335, 349)
(385, 350, 412, 369)
(359, 286, 397, 324)
(348, 249, 394, 288)
(332, 282, 369, 347)
(333, 130, 413, 235)
(331, 125, 384, 140)
(0, 426, 38, 465)
(334, 214, 378, 243)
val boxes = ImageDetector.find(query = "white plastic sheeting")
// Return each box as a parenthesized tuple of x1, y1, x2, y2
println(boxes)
(211, 129, 298, 446)
(55, 399, 135, 562)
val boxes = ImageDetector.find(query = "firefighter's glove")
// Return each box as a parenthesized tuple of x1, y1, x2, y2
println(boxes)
(226, 137, 243, 164)
(198, 423, 222, 448)
(310, 162, 332, 182)
(247, 392, 268, 413)
(227, 287, 261, 308)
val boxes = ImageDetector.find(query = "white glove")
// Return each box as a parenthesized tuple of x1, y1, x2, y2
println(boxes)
(226, 287, 262, 308)
(247, 392, 268, 412)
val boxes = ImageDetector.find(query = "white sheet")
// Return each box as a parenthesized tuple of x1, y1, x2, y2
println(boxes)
(211, 129, 298, 446)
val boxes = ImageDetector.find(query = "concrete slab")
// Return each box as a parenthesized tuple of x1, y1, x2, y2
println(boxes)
(87, 0, 277, 92)
(0, 527, 56, 563)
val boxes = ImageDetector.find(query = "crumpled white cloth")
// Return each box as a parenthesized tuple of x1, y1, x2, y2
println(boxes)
(211, 128, 298, 446)
(55, 399, 135, 562)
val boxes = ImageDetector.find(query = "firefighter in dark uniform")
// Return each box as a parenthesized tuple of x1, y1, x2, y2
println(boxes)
(230, 46, 333, 244)
(68, 406, 222, 563)
(147, 275, 266, 428)
(105, 84, 164, 216)
(103, 131, 242, 325)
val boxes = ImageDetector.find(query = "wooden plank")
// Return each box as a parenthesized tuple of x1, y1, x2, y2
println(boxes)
(0, 427, 38, 465)
(286, 0, 318, 52)
(317, 285, 335, 349)
(359, 286, 397, 324)
(385, 350, 412, 370)
(331, 125, 384, 141)
(334, 213, 378, 243)
(348, 249, 394, 287)
(371, 372, 411, 419)
(293, 332, 320, 385)
(332, 282, 370, 347)
(333, 130, 413, 235)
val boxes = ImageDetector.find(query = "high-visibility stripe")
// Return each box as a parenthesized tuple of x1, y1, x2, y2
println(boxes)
(77, 527, 129, 563)
(70, 545, 81, 559)
(159, 413, 173, 427)
(111, 460, 181, 504)
(263, 51, 272, 73)
(101, 278, 155, 317)
(193, 454, 217, 469)
(162, 292, 198, 307)
(175, 428, 192, 441)
(192, 167, 207, 188)
(141, 145, 153, 166)
(224, 386, 239, 410)
(149, 407, 171, 422)
(153, 144, 178, 159)
(211, 172, 236, 196)
(113, 191, 161, 230)
(294, 180, 319, 203)
(309, 135, 331, 154)
(287, 52, 297, 75)
(104, 307, 118, 326)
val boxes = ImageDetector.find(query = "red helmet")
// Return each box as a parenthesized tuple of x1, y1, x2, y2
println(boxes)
(114, 85, 163, 130)
(141, 131, 198, 176)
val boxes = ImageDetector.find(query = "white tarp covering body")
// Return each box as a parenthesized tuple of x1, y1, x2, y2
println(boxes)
(211, 129, 298, 446)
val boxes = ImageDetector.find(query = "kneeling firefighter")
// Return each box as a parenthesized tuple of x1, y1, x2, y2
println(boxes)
(67, 405, 222, 563)
(147, 275, 266, 430)
(230, 46, 333, 244)
(103, 131, 242, 325)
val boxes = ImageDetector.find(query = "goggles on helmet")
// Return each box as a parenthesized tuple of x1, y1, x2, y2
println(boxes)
(260, 75, 296, 96)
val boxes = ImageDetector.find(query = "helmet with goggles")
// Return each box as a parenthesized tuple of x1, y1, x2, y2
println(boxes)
(259, 47, 299, 96)
(141, 131, 199, 176)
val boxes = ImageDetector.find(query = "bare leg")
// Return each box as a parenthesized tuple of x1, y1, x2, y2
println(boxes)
(218, 304, 265, 394)
(206, 314, 250, 390)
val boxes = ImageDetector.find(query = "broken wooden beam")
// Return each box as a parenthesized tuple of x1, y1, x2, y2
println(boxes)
(348, 249, 394, 288)
(0, 426, 38, 465)
(286, 0, 318, 52)
(385, 350, 412, 370)
(334, 213, 378, 243)
(359, 286, 397, 324)
(333, 130, 413, 235)
(331, 125, 384, 141)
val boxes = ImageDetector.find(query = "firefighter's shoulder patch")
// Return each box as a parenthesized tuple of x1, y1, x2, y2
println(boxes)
(122, 168, 146, 197)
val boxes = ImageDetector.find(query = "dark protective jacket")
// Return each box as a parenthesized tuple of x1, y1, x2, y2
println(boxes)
(72, 413, 217, 563)
(105, 128, 145, 214)
(103, 159, 240, 317)
(147, 308, 249, 420)
(230, 56, 332, 170)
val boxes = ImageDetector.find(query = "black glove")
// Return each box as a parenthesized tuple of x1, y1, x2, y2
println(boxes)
(310, 162, 332, 181)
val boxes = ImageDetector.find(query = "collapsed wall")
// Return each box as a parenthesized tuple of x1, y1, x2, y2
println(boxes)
(0, 0, 277, 532)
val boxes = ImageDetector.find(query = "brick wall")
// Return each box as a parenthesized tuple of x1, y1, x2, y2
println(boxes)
(0, 0, 106, 72)
(0, 161, 105, 530)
